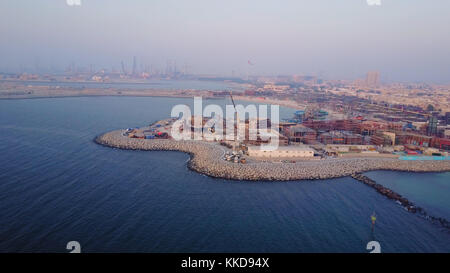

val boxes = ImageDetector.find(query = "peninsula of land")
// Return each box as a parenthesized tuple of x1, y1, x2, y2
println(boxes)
(95, 129, 450, 181)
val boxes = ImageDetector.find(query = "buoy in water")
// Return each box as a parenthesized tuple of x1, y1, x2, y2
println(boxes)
(371, 212, 377, 231)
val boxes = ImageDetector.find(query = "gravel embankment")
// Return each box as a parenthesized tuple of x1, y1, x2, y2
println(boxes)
(95, 130, 450, 181)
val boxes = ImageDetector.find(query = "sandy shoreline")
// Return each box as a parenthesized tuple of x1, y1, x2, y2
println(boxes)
(95, 129, 450, 181)
(0, 84, 303, 110)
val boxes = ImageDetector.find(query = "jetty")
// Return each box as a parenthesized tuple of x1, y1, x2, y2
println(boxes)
(351, 173, 450, 230)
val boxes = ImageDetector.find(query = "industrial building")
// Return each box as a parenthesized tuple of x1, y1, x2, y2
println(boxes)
(247, 146, 315, 158)
(288, 125, 317, 144)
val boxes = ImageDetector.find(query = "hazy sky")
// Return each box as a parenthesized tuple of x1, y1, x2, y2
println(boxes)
(1, 0, 449, 83)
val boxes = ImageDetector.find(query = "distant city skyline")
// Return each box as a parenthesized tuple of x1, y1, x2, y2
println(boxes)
(0, 0, 449, 83)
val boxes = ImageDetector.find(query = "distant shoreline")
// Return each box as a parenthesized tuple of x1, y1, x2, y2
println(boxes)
(0, 88, 305, 112)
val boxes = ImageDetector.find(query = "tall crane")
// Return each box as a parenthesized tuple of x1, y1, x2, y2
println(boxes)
(132, 56, 137, 76)
(229, 92, 241, 152)
(121, 61, 127, 76)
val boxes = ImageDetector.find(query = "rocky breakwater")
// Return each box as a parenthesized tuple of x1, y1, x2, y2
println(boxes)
(95, 129, 450, 181)
(351, 173, 450, 230)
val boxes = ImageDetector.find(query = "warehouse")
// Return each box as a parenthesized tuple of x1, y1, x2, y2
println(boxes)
(247, 146, 314, 158)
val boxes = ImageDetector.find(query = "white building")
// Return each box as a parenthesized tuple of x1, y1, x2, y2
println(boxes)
(247, 145, 314, 158)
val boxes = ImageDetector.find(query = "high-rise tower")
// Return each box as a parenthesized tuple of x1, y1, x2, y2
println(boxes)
(132, 56, 137, 76)
(366, 71, 380, 87)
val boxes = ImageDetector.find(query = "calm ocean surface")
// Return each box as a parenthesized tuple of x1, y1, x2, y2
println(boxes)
(0, 96, 449, 253)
